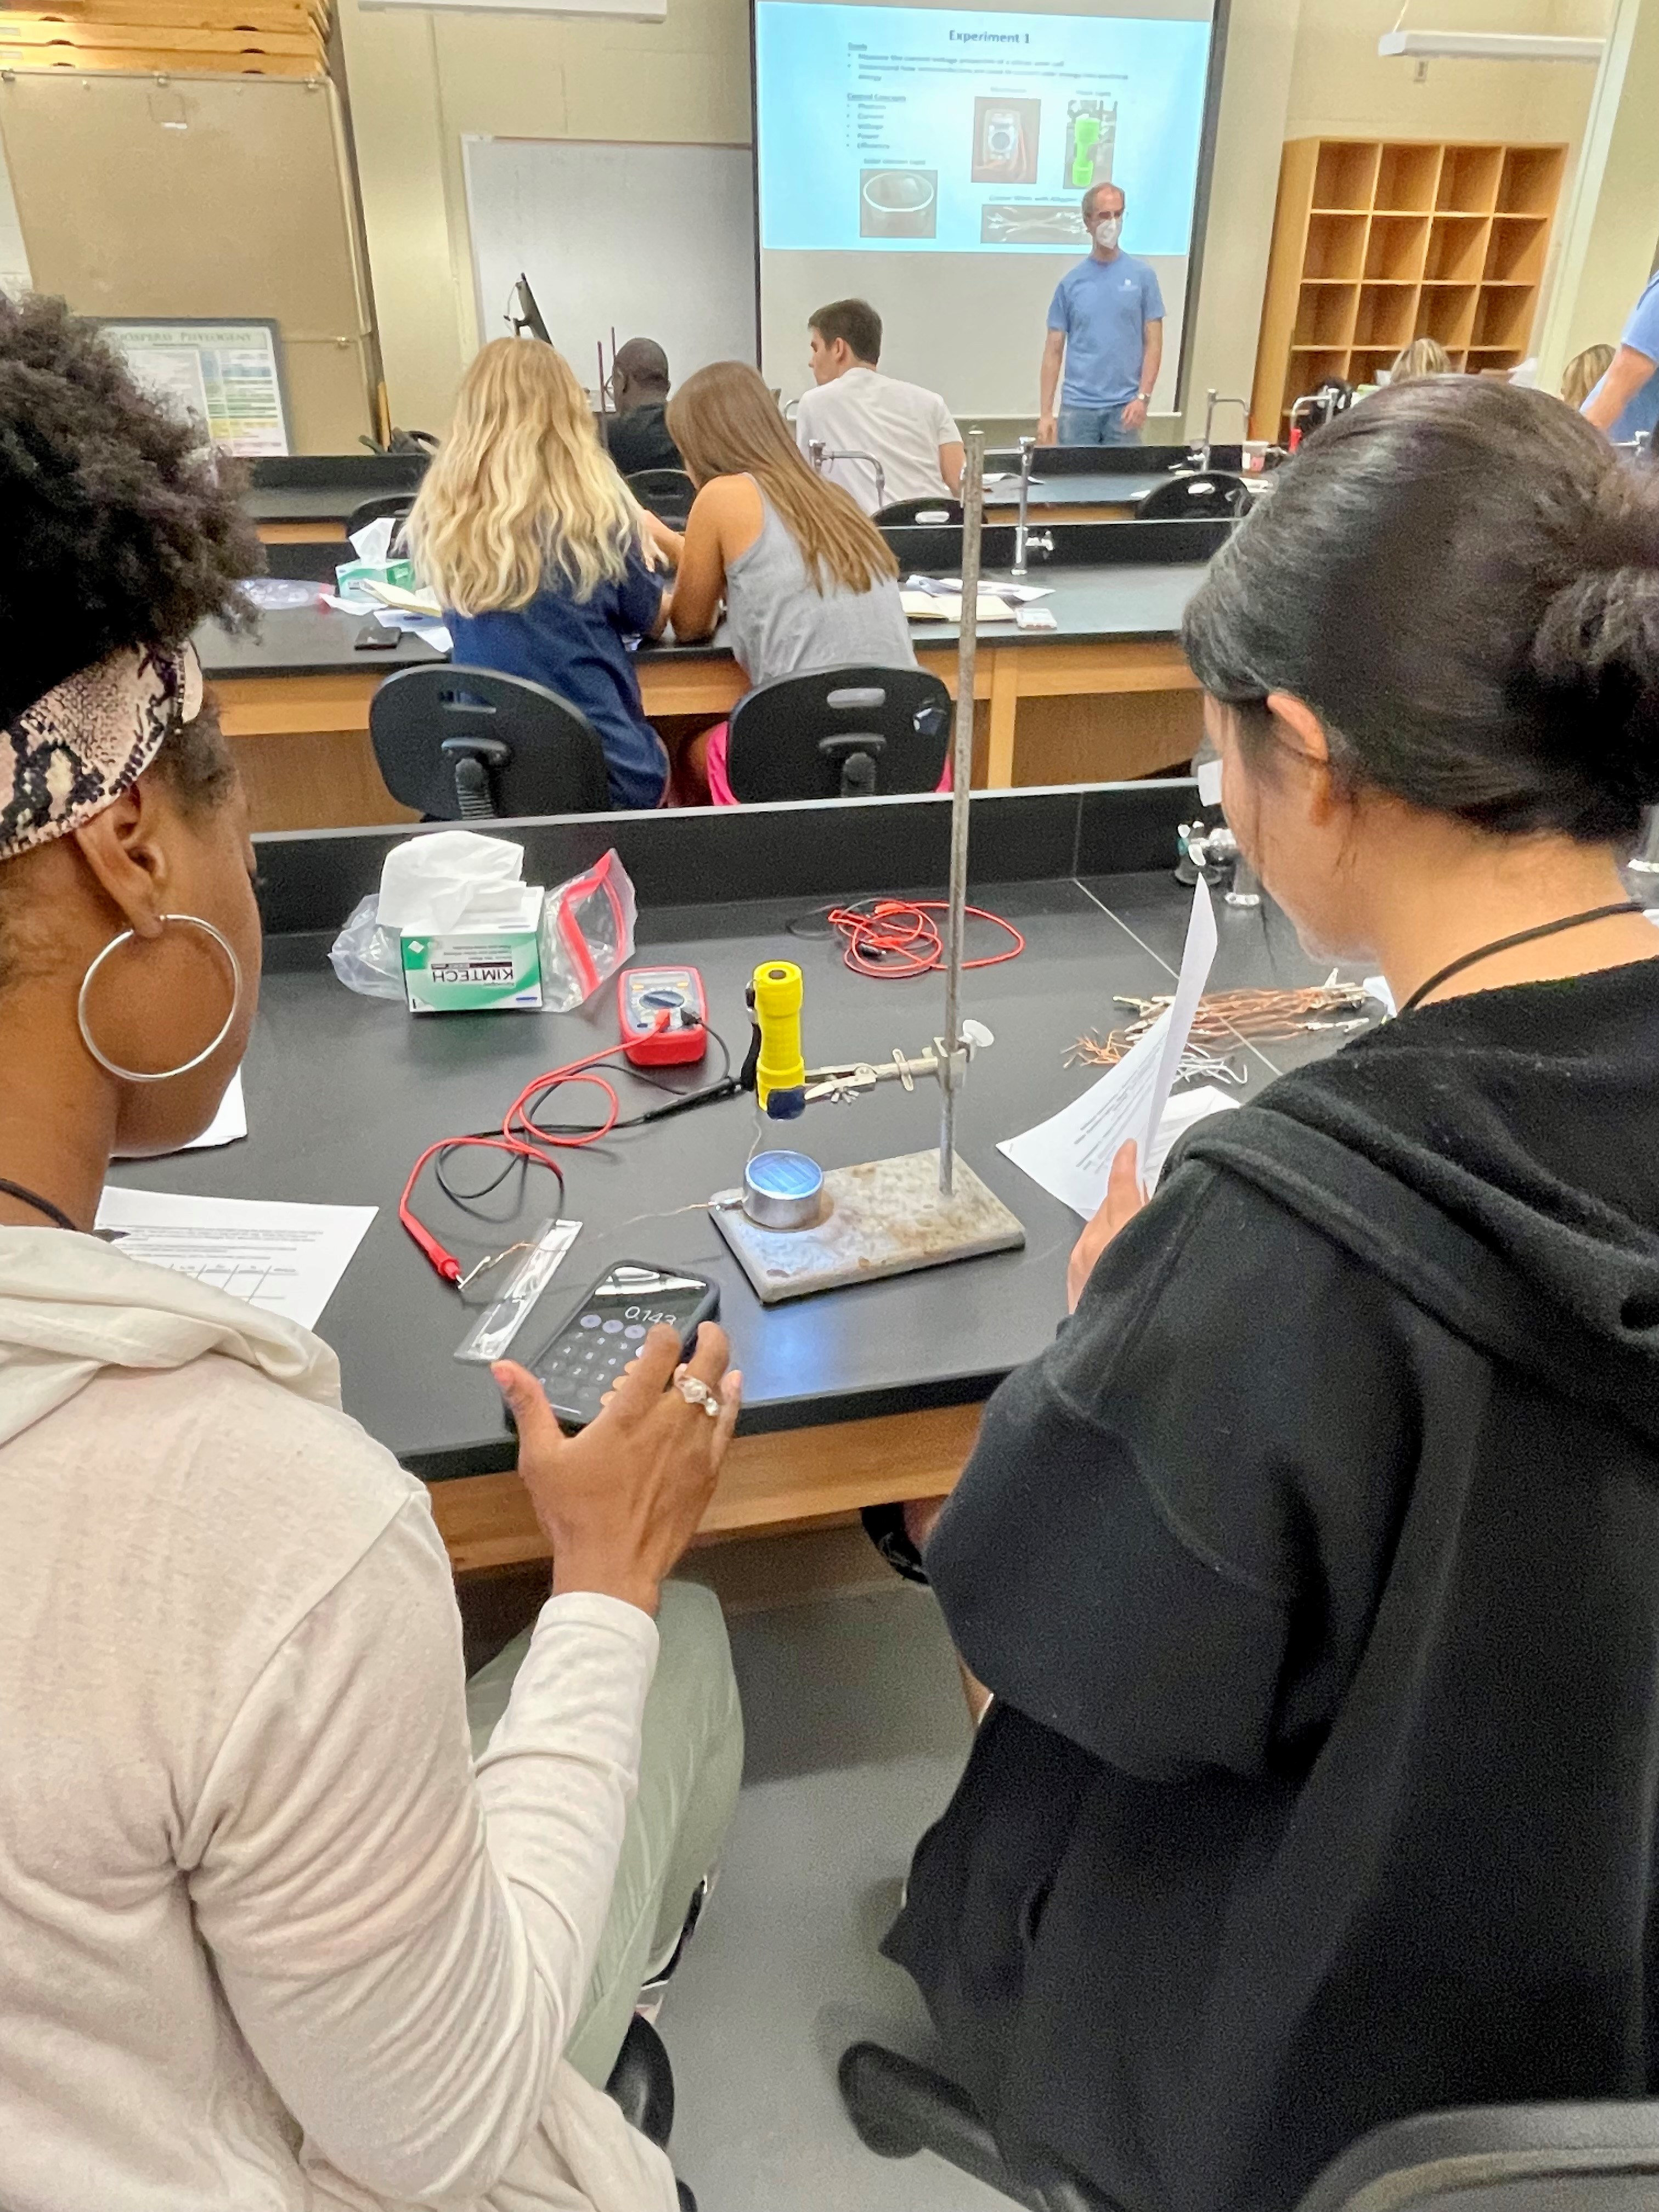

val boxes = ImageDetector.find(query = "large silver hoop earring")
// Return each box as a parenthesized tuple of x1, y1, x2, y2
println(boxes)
(76, 913, 243, 1084)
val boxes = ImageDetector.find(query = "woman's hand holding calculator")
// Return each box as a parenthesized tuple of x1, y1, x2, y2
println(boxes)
(493, 1324, 741, 1618)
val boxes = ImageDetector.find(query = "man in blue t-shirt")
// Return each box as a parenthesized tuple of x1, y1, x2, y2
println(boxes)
(1582, 269, 1659, 447)
(1039, 183, 1165, 448)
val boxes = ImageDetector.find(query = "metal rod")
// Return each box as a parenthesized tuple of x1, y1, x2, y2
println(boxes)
(1012, 433, 1035, 578)
(939, 427, 984, 1195)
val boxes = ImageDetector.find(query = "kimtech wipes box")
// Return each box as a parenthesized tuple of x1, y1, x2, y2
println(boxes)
(400, 884, 548, 1013)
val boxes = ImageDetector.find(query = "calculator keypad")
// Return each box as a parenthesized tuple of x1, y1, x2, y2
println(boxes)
(538, 1309, 645, 1417)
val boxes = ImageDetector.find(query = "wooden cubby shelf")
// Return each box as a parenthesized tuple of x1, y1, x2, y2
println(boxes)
(1252, 137, 1568, 438)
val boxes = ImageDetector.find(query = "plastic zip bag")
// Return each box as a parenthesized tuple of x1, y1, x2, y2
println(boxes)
(329, 894, 405, 999)
(540, 848, 637, 1012)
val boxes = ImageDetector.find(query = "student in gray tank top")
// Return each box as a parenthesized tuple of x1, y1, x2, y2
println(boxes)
(658, 360, 923, 803)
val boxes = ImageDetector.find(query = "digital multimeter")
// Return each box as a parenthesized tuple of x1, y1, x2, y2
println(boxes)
(618, 966, 708, 1067)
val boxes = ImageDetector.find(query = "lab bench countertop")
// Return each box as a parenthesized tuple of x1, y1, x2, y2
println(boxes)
(197, 562, 1206, 681)
(108, 810, 1361, 1481)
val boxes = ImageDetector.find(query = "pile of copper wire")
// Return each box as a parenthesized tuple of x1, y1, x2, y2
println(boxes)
(1066, 981, 1378, 1068)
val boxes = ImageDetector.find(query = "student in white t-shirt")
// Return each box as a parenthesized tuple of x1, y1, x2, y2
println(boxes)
(793, 298, 964, 516)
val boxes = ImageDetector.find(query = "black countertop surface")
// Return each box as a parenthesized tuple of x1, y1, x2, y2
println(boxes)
(198, 563, 1205, 682)
(108, 793, 1367, 1477)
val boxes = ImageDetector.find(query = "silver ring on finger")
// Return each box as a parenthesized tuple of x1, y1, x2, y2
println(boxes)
(676, 1374, 720, 1417)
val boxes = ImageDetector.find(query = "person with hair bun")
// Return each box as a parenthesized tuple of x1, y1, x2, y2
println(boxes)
(0, 295, 743, 2212)
(881, 379, 1659, 2212)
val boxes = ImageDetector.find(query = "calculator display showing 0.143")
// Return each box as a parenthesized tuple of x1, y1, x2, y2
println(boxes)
(527, 1262, 720, 1430)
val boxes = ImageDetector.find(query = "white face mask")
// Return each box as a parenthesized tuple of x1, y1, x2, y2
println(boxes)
(1093, 215, 1122, 249)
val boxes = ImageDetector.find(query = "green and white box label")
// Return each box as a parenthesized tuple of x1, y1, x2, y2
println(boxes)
(402, 926, 543, 1012)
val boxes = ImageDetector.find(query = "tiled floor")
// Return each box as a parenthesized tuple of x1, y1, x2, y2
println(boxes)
(658, 1579, 1011, 2210)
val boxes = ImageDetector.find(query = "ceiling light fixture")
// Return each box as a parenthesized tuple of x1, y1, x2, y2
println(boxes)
(1378, 30, 1606, 62)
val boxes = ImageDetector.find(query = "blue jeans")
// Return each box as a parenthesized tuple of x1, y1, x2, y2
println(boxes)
(1058, 402, 1141, 447)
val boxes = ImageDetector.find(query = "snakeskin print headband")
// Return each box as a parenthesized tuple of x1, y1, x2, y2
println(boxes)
(0, 641, 203, 864)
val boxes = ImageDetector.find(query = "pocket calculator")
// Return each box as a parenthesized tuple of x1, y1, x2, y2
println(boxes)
(527, 1261, 720, 1430)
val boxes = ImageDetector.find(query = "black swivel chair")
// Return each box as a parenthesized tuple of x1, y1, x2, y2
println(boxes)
(606, 2017, 698, 2212)
(876, 497, 964, 527)
(345, 492, 417, 539)
(1135, 471, 1249, 522)
(839, 2044, 1659, 2212)
(627, 469, 697, 528)
(724, 666, 952, 802)
(370, 665, 612, 819)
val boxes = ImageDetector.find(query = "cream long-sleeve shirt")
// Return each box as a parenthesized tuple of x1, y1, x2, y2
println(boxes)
(0, 1226, 677, 2212)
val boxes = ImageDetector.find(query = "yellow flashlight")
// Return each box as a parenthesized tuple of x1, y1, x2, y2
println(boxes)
(751, 959, 806, 1120)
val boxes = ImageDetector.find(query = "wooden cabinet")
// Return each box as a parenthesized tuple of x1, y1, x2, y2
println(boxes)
(1251, 137, 1567, 439)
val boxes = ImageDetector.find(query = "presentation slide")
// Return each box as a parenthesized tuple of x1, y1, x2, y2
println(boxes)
(754, 0, 1218, 419)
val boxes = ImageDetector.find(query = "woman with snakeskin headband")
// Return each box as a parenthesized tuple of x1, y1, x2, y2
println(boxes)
(0, 296, 742, 2212)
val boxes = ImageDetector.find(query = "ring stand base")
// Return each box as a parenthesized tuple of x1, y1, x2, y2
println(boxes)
(710, 1149, 1023, 1304)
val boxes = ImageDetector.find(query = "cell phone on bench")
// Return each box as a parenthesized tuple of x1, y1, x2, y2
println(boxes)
(526, 1261, 720, 1430)
(354, 620, 399, 651)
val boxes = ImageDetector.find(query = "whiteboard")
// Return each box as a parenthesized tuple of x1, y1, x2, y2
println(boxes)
(463, 138, 757, 392)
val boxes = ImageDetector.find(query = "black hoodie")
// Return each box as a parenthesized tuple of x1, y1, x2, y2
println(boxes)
(886, 955, 1659, 2212)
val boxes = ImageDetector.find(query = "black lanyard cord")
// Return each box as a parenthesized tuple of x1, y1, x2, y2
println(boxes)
(1398, 901, 1646, 1015)
(0, 1175, 82, 1232)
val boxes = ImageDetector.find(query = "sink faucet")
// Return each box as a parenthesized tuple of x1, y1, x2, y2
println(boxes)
(1198, 389, 1252, 473)
(1012, 435, 1037, 577)
(808, 440, 887, 515)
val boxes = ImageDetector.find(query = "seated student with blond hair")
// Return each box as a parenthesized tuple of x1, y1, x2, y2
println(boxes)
(1562, 342, 1616, 414)
(792, 298, 963, 515)
(1386, 335, 1451, 383)
(409, 337, 674, 809)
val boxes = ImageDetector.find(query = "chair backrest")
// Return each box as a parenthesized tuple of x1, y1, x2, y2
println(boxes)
(345, 493, 417, 539)
(875, 497, 964, 527)
(1294, 2100, 1659, 2212)
(1135, 472, 1248, 522)
(369, 664, 613, 820)
(725, 665, 951, 803)
(626, 469, 697, 527)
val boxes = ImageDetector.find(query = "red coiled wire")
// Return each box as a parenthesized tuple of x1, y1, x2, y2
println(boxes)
(823, 898, 1025, 979)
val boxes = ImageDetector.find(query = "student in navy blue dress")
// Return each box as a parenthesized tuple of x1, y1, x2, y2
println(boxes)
(409, 338, 674, 810)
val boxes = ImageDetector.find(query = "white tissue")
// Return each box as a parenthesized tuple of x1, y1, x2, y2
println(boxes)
(350, 516, 397, 566)
(376, 831, 526, 933)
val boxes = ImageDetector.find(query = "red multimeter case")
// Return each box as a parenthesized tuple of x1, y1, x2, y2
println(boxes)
(618, 966, 708, 1066)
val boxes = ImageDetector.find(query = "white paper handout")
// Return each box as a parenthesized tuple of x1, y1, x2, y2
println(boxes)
(998, 878, 1220, 1218)
(94, 1188, 376, 1331)
(1144, 1084, 1241, 1184)
(900, 589, 1021, 625)
(182, 1070, 247, 1152)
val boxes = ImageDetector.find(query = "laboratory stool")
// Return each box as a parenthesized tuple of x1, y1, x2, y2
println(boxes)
(838, 2040, 1659, 2211)
(724, 665, 951, 802)
(1134, 471, 1248, 522)
(874, 496, 964, 526)
(370, 664, 612, 819)
(606, 2015, 698, 2212)
(625, 469, 697, 530)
